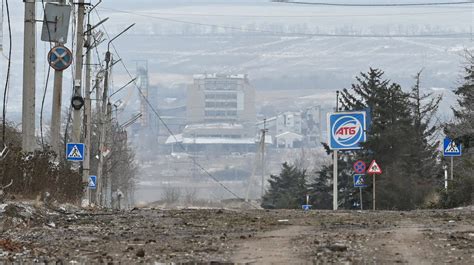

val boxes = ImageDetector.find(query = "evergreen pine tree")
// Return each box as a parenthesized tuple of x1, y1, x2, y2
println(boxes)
(404, 72, 442, 205)
(261, 162, 308, 209)
(314, 68, 441, 210)
(441, 52, 474, 207)
(449, 53, 474, 148)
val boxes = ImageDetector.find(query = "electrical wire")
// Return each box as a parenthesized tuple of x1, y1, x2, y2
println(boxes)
(39, 0, 54, 149)
(100, 7, 469, 18)
(95, 10, 259, 207)
(274, 1, 473, 7)
(64, 1, 77, 153)
(1, 0, 11, 144)
(99, 7, 471, 39)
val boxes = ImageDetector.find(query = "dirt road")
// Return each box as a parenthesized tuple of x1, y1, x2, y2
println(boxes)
(233, 225, 308, 264)
(1, 203, 473, 264)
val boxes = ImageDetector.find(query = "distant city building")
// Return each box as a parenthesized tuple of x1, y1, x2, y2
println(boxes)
(301, 106, 323, 146)
(276, 112, 302, 135)
(167, 74, 258, 153)
(257, 106, 323, 148)
(276, 131, 303, 148)
(187, 74, 255, 125)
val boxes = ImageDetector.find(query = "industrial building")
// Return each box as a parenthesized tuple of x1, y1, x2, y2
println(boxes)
(167, 74, 259, 153)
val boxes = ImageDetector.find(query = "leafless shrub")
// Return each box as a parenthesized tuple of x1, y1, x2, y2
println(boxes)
(184, 188, 198, 206)
(163, 186, 181, 204)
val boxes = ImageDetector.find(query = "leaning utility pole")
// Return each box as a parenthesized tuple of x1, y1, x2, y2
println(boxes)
(96, 49, 111, 206)
(22, 0, 36, 152)
(83, 19, 92, 205)
(95, 23, 134, 207)
(72, 0, 85, 142)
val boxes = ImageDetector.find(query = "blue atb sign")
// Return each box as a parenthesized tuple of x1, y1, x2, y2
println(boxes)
(328, 111, 367, 150)
(443, 137, 462, 157)
(353, 174, 367, 188)
(66, 143, 84, 161)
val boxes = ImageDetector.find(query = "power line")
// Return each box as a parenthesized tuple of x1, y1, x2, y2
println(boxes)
(100, 7, 469, 18)
(64, 2, 77, 153)
(99, 7, 471, 39)
(2, 0, 11, 144)
(39, 0, 54, 149)
(273, 1, 473, 7)
(93, 11, 257, 207)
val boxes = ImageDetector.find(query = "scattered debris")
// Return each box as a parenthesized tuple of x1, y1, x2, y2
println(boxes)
(0, 205, 472, 263)
(0, 239, 22, 252)
(136, 249, 145, 258)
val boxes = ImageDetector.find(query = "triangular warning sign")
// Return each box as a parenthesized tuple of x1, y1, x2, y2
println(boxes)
(68, 145, 83, 159)
(445, 141, 459, 153)
(367, 160, 382, 175)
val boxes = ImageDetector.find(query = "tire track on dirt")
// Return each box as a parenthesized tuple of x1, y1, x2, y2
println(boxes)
(233, 225, 309, 264)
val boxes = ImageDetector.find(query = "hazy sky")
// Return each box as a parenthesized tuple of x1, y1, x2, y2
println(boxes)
(0, 0, 472, 121)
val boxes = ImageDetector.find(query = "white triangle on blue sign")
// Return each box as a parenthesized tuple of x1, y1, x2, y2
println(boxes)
(445, 141, 460, 153)
(68, 145, 83, 159)
(88, 178, 96, 187)
(356, 176, 364, 185)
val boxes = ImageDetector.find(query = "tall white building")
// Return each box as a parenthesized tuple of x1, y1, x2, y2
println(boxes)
(166, 74, 258, 153)
(187, 74, 255, 125)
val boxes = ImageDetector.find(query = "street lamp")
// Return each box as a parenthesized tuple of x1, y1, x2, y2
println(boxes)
(96, 23, 135, 207)
(103, 23, 135, 109)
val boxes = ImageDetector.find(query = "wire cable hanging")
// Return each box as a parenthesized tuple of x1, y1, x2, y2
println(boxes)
(99, 7, 471, 39)
(1, 0, 11, 148)
(93, 9, 260, 207)
(273, 1, 473, 7)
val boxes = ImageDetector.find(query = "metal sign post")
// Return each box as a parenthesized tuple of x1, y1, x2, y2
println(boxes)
(451, 156, 454, 181)
(333, 150, 338, 210)
(48, 45, 72, 154)
(372, 174, 376, 210)
(443, 137, 462, 184)
(328, 111, 367, 211)
(443, 165, 448, 190)
(367, 160, 382, 210)
(353, 174, 367, 210)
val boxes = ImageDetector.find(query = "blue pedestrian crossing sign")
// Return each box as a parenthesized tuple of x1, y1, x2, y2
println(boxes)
(302, 204, 312, 211)
(66, 143, 85, 161)
(88, 175, 97, 189)
(443, 137, 462, 157)
(353, 174, 367, 188)
(328, 111, 367, 150)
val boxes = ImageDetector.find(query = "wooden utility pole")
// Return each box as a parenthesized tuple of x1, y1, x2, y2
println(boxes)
(22, 0, 36, 152)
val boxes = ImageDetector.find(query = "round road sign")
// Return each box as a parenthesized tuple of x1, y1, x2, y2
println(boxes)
(353, 160, 366, 174)
(48, 45, 73, 71)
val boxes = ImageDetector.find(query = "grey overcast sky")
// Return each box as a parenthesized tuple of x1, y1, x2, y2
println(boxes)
(1, 0, 472, 121)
